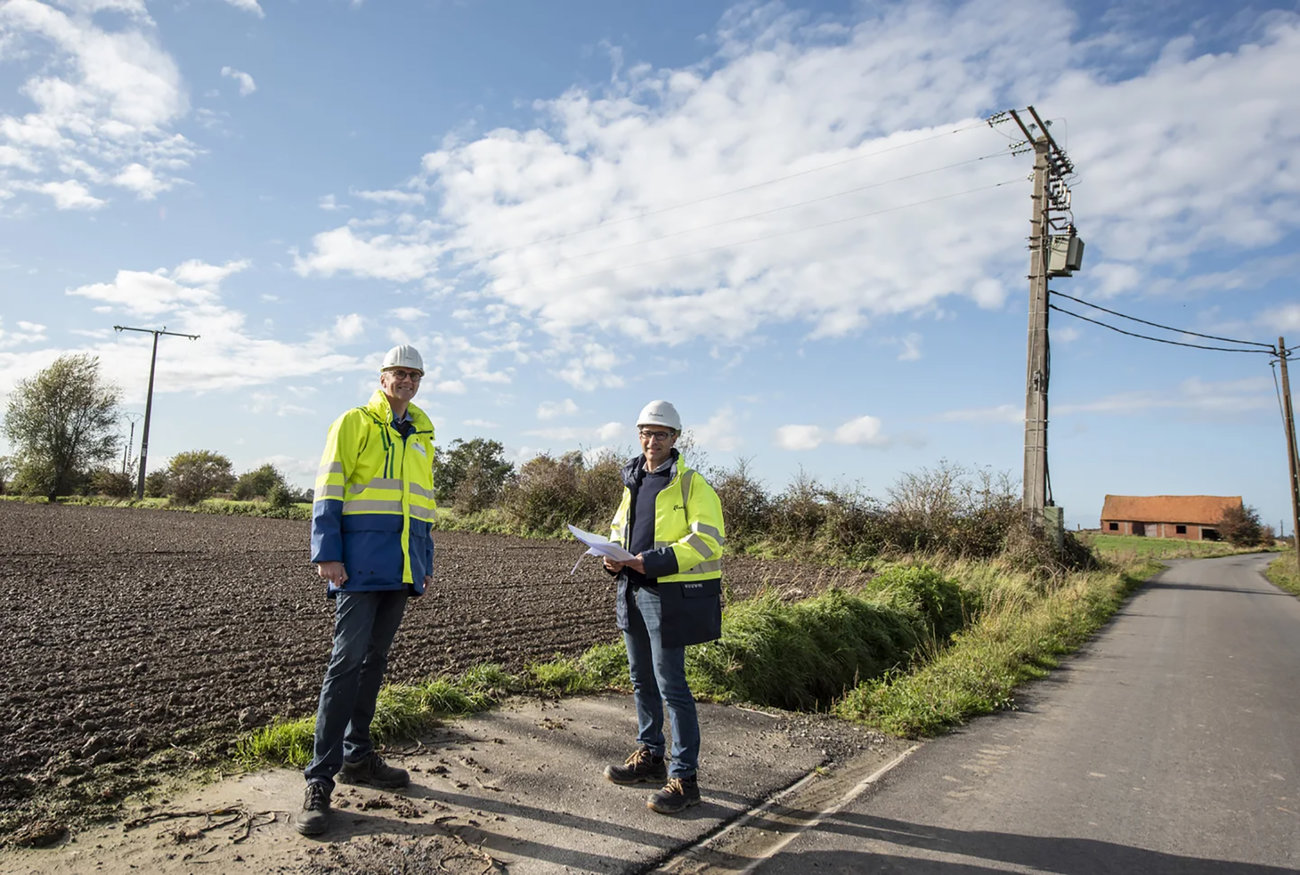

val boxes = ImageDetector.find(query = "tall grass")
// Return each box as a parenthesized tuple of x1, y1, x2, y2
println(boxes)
(1265, 551, 1300, 598)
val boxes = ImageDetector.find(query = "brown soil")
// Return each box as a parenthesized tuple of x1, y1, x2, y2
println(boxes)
(0, 502, 873, 847)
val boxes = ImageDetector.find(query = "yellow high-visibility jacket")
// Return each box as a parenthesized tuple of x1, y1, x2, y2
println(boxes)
(610, 453, 725, 646)
(310, 390, 436, 595)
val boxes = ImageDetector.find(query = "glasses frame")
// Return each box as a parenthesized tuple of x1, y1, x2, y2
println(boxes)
(638, 429, 675, 442)
(384, 368, 423, 382)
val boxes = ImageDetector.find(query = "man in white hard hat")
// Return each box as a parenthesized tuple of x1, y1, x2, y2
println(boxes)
(602, 400, 726, 814)
(296, 344, 437, 837)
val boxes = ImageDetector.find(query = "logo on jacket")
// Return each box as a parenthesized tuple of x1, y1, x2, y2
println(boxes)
(673, 504, 685, 511)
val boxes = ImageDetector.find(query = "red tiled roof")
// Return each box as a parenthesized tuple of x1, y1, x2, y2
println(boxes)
(1099, 494, 1243, 525)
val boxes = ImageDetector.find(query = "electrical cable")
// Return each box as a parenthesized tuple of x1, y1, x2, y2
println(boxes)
(1048, 304, 1278, 354)
(1049, 289, 1275, 349)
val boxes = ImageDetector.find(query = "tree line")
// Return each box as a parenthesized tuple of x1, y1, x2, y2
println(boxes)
(0, 354, 1275, 554)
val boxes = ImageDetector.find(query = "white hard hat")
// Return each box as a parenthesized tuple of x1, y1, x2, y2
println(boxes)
(636, 400, 681, 432)
(381, 344, 424, 374)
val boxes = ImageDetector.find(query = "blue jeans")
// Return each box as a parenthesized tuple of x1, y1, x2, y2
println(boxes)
(623, 583, 700, 778)
(304, 589, 408, 789)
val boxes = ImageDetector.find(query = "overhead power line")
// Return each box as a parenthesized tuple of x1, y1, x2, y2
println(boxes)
(1049, 289, 1275, 350)
(1047, 304, 1278, 354)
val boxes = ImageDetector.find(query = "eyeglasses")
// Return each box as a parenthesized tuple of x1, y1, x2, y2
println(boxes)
(639, 429, 674, 442)
(385, 368, 422, 382)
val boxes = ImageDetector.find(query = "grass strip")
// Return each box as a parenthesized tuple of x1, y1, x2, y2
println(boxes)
(1264, 551, 1300, 598)
(832, 561, 1159, 737)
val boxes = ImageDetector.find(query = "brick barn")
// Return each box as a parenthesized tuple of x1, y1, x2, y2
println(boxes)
(1099, 495, 1242, 541)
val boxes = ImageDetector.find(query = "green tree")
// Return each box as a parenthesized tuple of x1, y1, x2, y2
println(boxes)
(1219, 503, 1265, 547)
(234, 463, 288, 500)
(1, 354, 121, 500)
(90, 467, 134, 499)
(0, 455, 11, 495)
(168, 450, 235, 504)
(434, 438, 514, 512)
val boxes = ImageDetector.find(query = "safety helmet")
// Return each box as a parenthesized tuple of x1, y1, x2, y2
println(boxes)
(636, 400, 681, 433)
(380, 344, 424, 375)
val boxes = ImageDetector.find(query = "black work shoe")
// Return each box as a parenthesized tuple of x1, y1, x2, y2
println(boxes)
(648, 776, 701, 814)
(338, 752, 410, 789)
(295, 781, 331, 836)
(604, 746, 668, 786)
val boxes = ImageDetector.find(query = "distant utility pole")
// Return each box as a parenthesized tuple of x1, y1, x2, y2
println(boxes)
(114, 326, 200, 500)
(1007, 106, 1079, 536)
(121, 411, 143, 475)
(1278, 337, 1300, 576)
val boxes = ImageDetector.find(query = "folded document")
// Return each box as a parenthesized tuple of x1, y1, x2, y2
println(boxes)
(567, 524, 634, 574)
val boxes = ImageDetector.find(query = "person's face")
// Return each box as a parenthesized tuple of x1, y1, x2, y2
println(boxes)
(380, 367, 422, 404)
(639, 426, 677, 467)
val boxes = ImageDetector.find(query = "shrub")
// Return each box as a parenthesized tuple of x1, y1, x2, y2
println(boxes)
(711, 458, 771, 547)
(143, 469, 170, 498)
(90, 468, 134, 499)
(168, 450, 236, 505)
(500, 453, 590, 535)
(234, 464, 287, 501)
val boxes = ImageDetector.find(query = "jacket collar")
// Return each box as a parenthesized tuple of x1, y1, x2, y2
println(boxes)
(621, 448, 681, 487)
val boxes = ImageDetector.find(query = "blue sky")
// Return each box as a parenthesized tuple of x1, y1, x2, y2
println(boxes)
(1, 0, 1298, 534)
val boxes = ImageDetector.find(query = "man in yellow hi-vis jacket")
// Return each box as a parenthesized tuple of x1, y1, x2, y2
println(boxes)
(296, 344, 437, 837)
(602, 400, 725, 815)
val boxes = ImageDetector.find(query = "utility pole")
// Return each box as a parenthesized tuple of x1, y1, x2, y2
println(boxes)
(114, 326, 199, 500)
(1278, 338, 1300, 577)
(1022, 136, 1051, 524)
(121, 411, 143, 475)
(1006, 106, 1078, 538)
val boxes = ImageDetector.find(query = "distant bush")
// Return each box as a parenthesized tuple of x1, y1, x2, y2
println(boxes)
(168, 450, 236, 505)
(711, 458, 771, 547)
(143, 469, 171, 498)
(234, 464, 287, 501)
(90, 468, 134, 499)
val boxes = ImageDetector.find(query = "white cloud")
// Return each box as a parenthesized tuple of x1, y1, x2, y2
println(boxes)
(30, 179, 104, 209)
(691, 406, 742, 453)
(318, 194, 343, 211)
(1261, 304, 1300, 333)
(389, 307, 427, 321)
(220, 0, 265, 17)
(433, 379, 466, 394)
(171, 259, 250, 287)
(220, 66, 257, 96)
(286, 0, 1300, 395)
(353, 188, 425, 206)
(0, 317, 46, 349)
(463, 418, 498, 428)
(331, 313, 366, 342)
(0, 0, 194, 212)
(596, 420, 624, 441)
(775, 424, 823, 451)
(112, 162, 168, 199)
(537, 398, 579, 420)
(832, 415, 886, 446)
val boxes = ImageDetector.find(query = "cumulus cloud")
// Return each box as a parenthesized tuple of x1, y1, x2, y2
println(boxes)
(0, 317, 47, 349)
(220, 66, 257, 96)
(832, 415, 886, 446)
(775, 424, 823, 451)
(288, 0, 1300, 391)
(0, 0, 194, 212)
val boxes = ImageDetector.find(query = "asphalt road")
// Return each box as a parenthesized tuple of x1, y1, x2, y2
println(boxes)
(758, 553, 1300, 874)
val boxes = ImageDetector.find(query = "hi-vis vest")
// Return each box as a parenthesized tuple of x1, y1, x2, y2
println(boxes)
(310, 390, 436, 592)
(609, 459, 725, 583)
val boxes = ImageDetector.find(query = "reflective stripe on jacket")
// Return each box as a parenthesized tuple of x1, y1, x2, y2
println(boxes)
(609, 455, 725, 583)
(310, 389, 436, 595)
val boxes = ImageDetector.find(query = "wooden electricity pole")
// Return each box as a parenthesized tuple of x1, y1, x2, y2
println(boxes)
(114, 325, 200, 500)
(1279, 338, 1300, 576)
(1022, 136, 1051, 522)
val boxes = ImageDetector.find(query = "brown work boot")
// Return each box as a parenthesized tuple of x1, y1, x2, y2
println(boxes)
(604, 745, 668, 785)
(648, 776, 701, 814)
(338, 752, 409, 789)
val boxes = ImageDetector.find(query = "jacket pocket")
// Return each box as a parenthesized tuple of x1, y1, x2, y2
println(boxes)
(660, 579, 722, 647)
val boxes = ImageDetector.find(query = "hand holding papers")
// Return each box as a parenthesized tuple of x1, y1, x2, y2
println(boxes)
(567, 524, 634, 574)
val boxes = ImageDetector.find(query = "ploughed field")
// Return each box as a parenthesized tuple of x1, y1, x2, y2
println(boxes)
(0, 501, 868, 842)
